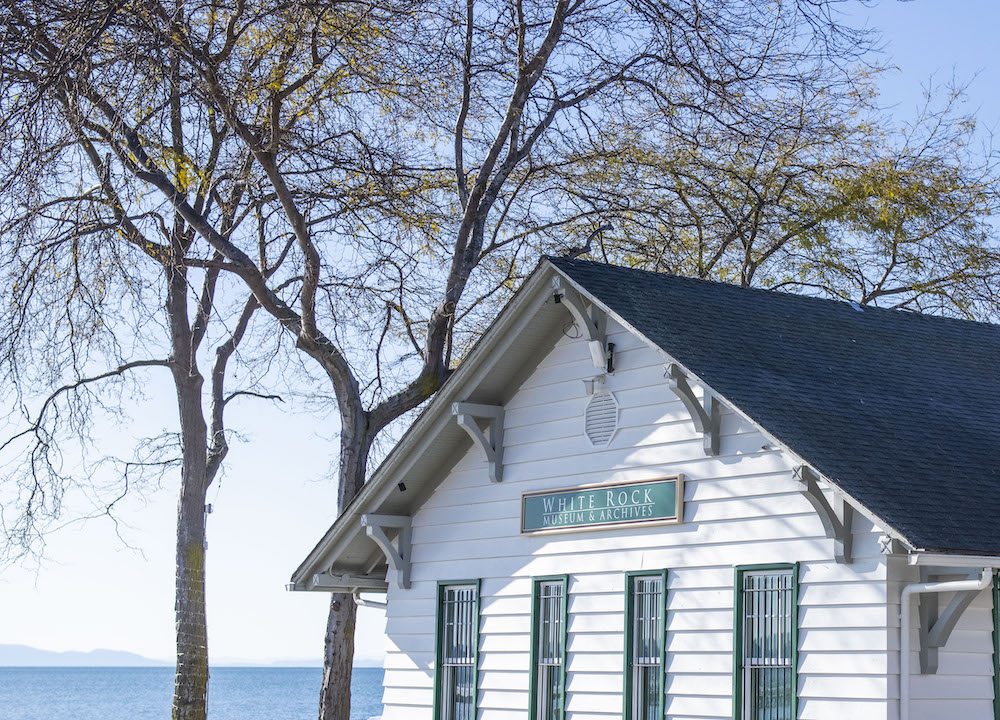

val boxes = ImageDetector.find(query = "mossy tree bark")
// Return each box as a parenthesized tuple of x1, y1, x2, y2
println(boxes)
(319, 593, 357, 720)
(166, 240, 212, 720)
(171, 375, 211, 720)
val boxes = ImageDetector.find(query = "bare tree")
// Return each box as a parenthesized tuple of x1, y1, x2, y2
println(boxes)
(1, 2, 998, 720)
(571, 78, 1000, 316)
(0, 1, 286, 717)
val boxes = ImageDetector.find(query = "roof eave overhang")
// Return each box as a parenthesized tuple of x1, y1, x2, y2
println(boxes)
(289, 260, 562, 591)
(291, 258, 940, 593)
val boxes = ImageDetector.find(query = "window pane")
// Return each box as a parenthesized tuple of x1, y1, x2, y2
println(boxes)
(438, 584, 477, 720)
(741, 570, 794, 720)
(628, 574, 663, 720)
(535, 580, 565, 720)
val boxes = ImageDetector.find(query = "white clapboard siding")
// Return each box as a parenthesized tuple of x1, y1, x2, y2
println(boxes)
(379, 316, 899, 720)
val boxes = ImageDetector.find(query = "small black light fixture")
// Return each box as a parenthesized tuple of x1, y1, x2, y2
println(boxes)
(397, 481, 407, 492)
(553, 292, 562, 304)
(606, 342, 616, 373)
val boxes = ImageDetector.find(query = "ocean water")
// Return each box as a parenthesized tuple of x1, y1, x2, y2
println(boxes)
(0, 666, 384, 720)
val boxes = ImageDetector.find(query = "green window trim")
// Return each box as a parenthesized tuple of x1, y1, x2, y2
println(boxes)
(433, 579, 482, 720)
(623, 569, 668, 720)
(732, 563, 800, 720)
(529, 574, 569, 720)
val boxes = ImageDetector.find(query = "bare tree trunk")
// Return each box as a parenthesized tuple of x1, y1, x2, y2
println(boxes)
(319, 593, 358, 720)
(164, 366, 211, 720)
(172, 373, 211, 720)
(319, 410, 372, 720)
(165, 245, 212, 720)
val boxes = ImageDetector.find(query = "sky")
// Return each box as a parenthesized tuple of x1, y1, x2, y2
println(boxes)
(2, 0, 999, 668)
(0, 373, 388, 665)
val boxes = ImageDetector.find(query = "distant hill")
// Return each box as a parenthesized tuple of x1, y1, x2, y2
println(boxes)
(0, 644, 169, 667)
(0, 644, 379, 668)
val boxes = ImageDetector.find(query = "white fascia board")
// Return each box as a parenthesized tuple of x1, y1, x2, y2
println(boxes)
(908, 553, 1000, 568)
(289, 263, 558, 588)
(547, 261, 916, 551)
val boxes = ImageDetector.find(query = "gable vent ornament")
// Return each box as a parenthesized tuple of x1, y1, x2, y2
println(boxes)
(584, 391, 619, 446)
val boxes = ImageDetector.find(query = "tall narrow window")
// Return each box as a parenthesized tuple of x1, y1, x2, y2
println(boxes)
(530, 576, 568, 720)
(624, 571, 667, 720)
(733, 564, 799, 720)
(434, 581, 480, 720)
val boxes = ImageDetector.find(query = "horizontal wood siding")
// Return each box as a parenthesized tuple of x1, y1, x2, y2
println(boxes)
(379, 318, 892, 720)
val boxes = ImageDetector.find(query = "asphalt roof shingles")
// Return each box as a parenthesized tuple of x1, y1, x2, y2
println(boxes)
(549, 257, 1000, 555)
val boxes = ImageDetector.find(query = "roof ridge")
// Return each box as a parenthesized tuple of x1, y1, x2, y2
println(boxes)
(546, 256, 1000, 332)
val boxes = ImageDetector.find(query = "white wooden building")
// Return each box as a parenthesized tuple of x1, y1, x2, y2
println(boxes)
(290, 258, 1000, 720)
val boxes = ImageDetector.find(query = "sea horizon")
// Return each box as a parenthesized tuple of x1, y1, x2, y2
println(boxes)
(0, 666, 385, 720)
(0, 642, 383, 669)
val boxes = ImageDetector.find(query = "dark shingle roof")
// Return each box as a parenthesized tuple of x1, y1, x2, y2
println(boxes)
(550, 257, 1000, 555)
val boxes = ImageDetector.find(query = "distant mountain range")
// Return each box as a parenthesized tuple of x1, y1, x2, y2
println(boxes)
(0, 644, 380, 668)
(0, 644, 169, 667)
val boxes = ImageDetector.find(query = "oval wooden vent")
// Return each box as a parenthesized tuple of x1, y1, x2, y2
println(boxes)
(585, 391, 619, 446)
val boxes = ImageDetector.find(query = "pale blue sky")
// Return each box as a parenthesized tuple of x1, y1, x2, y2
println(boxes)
(1, 0, 998, 666)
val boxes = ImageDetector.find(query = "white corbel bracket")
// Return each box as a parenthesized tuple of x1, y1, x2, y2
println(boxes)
(795, 465, 853, 564)
(453, 402, 504, 483)
(665, 363, 720, 456)
(552, 279, 608, 371)
(361, 514, 412, 590)
(916, 569, 983, 674)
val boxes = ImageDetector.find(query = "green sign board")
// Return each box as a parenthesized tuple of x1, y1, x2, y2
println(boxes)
(521, 477, 683, 533)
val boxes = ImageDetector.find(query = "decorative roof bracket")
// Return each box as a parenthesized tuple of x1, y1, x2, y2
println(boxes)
(917, 569, 983, 674)
(795, 465, 853, 564)
(665, 363, 720, 456)
(453, 402, 505, 483)
(361, 514, 412, 590)
(552, 279, 608, 371)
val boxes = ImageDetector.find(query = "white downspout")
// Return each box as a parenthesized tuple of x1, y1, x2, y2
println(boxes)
(353, 591, 387, 610)
(899, 568, 991, 720)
